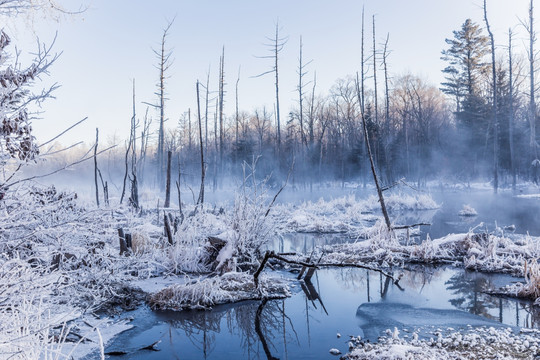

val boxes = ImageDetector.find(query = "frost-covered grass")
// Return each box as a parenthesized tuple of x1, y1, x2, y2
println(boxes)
(0, 177, 284, 358)
(343, 327, 540, 360)
(275, 193, 440, 234)
(148, 272, 290, 311)
(321, 225, 540, 281)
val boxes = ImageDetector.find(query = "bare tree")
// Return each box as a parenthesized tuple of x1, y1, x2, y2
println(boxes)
(483, 0, 498, 193)
(381, 33, 392, 182)
(0, 0, 87, 20)
(255, 21, 288, 155)
(218, 47, 225, 171)
(356, 75, 391, 231)
(196, 80, 205, 207)
(94, 128, 99, 207)
(360, 6, 367, 115)
(522, 0, 539, 171)
(297, 36, 312, 149)
(143, 20, 174, 190)
(235, 66, 240, 144)
(508, 29, 516, 190)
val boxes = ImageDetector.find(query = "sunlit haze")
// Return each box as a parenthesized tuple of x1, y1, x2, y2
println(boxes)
(2, 0, 534, 146)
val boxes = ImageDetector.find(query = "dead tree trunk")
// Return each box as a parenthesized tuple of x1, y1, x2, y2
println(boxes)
(484, 0, 498, 194)
(164, 150, 172, 208)
(528, 0, 539, 170)
(372, 15, 379, 166)
(94, 128, 100, 207)
(356, 75, 392, 231)
(508, 29, 516, 191)
(164, 214, 173, 245)
(196, 80, 206, 207)
(235, 66, 240, 145)
(218, 46, 225, 176)
(382, 33, 392, 182)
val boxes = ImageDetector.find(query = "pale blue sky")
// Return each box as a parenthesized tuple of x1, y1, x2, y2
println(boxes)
(3, 0, 534, 146)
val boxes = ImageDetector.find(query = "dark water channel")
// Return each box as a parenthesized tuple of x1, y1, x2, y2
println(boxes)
(104, 190, 540, 359)
(106, 266, 539, 360)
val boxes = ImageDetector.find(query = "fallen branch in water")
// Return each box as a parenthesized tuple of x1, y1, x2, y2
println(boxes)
(254, 251, 402, 287)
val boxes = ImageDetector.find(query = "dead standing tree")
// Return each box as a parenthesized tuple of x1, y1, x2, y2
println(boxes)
(297, 35, 312, 150)
(143, 20, 174, 190)
(218, 47, 225, 179)
(196, 80, 206, 208)
(521, 0, 539, 179)
(254, 21, 288, 157)
(508, 29, 516, 191)
(483, 0, 499, 194)
(121, 79, 139, 208)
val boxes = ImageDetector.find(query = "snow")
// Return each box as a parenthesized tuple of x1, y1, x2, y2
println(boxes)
(343, 327, 540, 360)
(275, 193, 440, 234)
(148, 272, 291, 311)
(517, 193, 540, 199)
(458, 204, 478, 216)
(2, 180, 540, 358)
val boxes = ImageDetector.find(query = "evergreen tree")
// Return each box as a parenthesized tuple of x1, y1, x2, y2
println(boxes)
(441, 19, 490, 172)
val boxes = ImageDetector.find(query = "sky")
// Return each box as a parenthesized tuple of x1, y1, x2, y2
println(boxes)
(2, 0, 536, 147)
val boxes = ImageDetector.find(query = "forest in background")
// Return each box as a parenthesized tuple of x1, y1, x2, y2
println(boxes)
(5, 1, 540, 203)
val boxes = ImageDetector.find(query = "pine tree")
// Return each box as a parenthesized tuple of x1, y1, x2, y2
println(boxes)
(441, 19, 490, 171)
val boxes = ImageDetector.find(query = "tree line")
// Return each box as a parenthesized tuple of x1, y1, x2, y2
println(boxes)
(133, 2, 539, 197)
(4, 1, 540, 200)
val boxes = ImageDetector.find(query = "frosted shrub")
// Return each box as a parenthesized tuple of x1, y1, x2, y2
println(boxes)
(0, 259, 74, 359)
(223, 161, 282, 271)
(166, 211, 224, 274)
(517, 259, 540, 301)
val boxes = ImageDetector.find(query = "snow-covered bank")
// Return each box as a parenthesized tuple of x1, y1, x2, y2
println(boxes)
(342, 326, 540, 359)
(0, 180, 284, 358)
(275, 193, 439, 234)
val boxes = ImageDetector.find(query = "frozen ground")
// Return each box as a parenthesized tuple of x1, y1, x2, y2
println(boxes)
(342, 326, 540, 359)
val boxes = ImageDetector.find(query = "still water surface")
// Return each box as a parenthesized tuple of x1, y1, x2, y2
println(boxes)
(105, 190, 540, 359)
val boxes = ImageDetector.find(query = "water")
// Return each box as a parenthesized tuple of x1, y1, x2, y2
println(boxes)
(103, 190, 540, 359)
(105, 267, 538, 359)
(427, 190, 540, 238)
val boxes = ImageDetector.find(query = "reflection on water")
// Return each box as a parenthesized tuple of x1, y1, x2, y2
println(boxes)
(105, 267, 539, 359)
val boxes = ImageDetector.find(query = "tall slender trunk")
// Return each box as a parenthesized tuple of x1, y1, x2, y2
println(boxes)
(484, 0, 498, 193)
(235, 67, 240, 145)
(219, 47, 225, 172)
(196, 81, 205, 206)
(509, 29, 516, 190)
(274, 23, 282, 155)
(372, 15, 379, 167)
(529, 0, 538, 165)
(356, 75, 391, 230)
(382, 33, 391, 183)
(94, 128, 99, 207)
(165, 150, 171, 207)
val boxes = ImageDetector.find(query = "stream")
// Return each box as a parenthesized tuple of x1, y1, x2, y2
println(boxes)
(103, 189, 540, 359)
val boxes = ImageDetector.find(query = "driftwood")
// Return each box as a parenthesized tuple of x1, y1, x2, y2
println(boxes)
(254, 250, 401, 288)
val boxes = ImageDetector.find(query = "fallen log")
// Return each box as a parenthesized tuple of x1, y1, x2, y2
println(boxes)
(254, 251, 402, 288)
